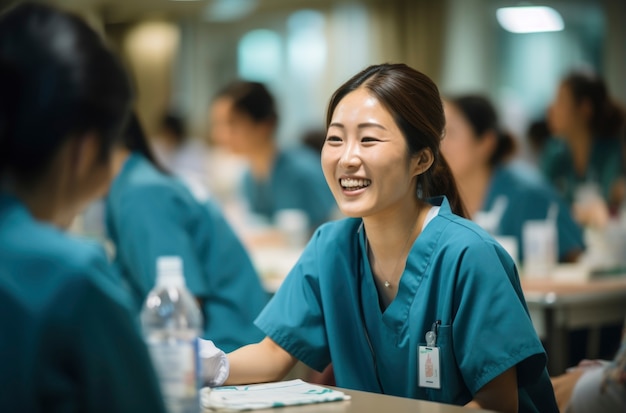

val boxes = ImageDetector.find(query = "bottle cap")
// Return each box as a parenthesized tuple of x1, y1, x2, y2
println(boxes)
(155, 256, 185, 288)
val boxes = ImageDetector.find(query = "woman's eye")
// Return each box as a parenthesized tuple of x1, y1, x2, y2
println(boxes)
(325, 135, 342, 142)
(361, 137, 380, 143)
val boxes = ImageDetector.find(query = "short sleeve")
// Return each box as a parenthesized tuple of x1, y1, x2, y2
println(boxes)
(452, 240, 546, 394)
(254, 230, 330, 371)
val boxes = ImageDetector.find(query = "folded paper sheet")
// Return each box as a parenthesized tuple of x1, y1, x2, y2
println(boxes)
(201, 379, 351, 411)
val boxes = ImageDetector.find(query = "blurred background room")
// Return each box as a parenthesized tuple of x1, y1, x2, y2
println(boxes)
(6, 0, 625, 390)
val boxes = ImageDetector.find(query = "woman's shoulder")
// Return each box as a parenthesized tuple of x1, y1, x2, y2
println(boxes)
(432, 205, 508, 258)
(495, 163, 556, 198)
(111, 154, 198, 209)
(305, 218, 362, 254)
(1, 218, 126, 309)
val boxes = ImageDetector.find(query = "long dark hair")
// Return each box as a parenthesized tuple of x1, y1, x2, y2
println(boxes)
(326, 63, 467, 218)
(123, 112, 168, 173)
(449, 95, 517, 168)
(562, 71, 625, 138)
(0, 2, 133, 184)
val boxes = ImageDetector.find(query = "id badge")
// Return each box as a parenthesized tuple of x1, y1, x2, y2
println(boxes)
(418, 346, 441, 389)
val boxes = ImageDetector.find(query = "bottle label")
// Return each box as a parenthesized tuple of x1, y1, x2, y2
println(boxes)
(146, 335, 199, 412)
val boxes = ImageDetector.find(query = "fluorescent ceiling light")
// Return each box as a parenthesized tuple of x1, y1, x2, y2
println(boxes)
(496, 6, 564, 33)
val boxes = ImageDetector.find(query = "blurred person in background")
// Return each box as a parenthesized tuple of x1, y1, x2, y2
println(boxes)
(151, 111, 212, 200)
(542, 70, 626, 228)
(209, 81, 336, 233)
(0, 3, 166, 411)
(441, 95, 585, 264)
(105, 114, 268, 353)
(552, 316, 626, 413)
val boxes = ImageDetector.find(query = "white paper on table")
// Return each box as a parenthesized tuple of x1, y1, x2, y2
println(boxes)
(201, 379, 351, 411)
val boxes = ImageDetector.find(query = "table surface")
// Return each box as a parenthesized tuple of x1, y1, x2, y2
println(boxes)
(204, 386, 496, 413)
(521, 276, 626, 305)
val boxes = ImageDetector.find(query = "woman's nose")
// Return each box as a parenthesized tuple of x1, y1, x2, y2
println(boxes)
(338, 142, 361, 169)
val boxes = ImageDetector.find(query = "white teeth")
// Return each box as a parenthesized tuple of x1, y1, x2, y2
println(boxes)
(340, 178, 371, 189)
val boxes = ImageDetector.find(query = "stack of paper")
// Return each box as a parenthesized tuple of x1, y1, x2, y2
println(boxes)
(201, 379, 351, 411)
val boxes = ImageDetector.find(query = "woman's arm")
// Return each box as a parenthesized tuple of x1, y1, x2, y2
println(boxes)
(465, 367, 518, 413)
(226, 337, 298, 385)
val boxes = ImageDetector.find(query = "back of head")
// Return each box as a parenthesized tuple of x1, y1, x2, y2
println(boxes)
(214, 80, 278, 126)
(326, 63, 467, 217)
(0, 2, 133, 183)
(449, 95, 517, 167)
(160, 112, 186, 145)
(563, 70, 626, 138)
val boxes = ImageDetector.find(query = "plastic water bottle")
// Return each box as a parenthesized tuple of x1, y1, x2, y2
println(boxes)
(141, 256, 203, 413)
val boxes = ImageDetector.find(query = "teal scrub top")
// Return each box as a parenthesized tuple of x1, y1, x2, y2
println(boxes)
(540, 137, 624, 206)
(242, 147, 336, 230)
(484, 164, 585, 262)
(255, 196, 558, 413)
(106, 153, 268, 352)
(0, 193, 166, 413)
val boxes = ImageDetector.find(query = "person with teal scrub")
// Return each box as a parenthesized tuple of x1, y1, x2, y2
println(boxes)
(542, 70, 626, 226)
(105, 115, 268, 352)
(202, 64, 558, 412)
(441, 95, 585, 263)
(210, 81, 337, 231)
(0, 3, 166, 412)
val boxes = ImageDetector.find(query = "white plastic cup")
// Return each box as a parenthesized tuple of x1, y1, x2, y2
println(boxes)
(274, 209, 309, 247)
(522, 220, 557, 278)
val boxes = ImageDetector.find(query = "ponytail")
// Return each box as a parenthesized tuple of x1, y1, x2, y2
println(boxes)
(124, 113, 169, 174)
(489, 131, 517, 167)
(597, 100, 626, 138)
(421, 152, 468, 218)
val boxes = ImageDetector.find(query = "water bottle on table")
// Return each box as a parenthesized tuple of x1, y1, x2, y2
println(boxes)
(141, 256, 203, 413)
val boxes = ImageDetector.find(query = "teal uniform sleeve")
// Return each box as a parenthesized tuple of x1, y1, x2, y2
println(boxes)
(112, 184, 208, 311)
(254, 229, 330, 371)
(450, 239, 547, 394)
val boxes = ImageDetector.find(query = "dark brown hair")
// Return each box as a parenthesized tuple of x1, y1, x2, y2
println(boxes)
(562, 71, 625, 138)
(448, 95, 517, 167)
(0, 2, 132, 183)
(213, 80, 277, 127)
(326, 63, 467, 218)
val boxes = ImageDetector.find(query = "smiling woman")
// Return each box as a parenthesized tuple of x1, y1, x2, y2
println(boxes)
(203, 63, 559, 413)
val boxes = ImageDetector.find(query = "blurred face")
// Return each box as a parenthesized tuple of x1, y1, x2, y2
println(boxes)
(209, 97, 269, 155)
(441, 102, 492, 177)
(548, 83, 585, 139)
(322, 88, 423, 219)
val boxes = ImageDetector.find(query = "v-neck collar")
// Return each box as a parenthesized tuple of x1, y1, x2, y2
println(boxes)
(357, 196, 450, 333)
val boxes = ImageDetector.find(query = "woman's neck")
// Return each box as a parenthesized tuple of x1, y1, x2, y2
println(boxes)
(248, 142, 277, 180)
(3, 167, 70, 228)
(363, 199, 431, 306)
(454, 165, 492, 218)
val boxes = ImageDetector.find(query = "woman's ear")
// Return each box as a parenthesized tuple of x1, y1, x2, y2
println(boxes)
(411, 148, 434, 177)
(71, 131, 102, 181)
(479, 130, 498, 161)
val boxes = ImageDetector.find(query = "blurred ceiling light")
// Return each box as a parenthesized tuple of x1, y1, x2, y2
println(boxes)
(496, 6, 564, 33)
(203, 0, 258, 22)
